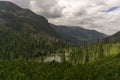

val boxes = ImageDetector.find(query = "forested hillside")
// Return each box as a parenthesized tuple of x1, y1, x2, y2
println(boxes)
(104, 31, 120, 43)
(0, 1, 71, 60)
(0, 1, 120, 80)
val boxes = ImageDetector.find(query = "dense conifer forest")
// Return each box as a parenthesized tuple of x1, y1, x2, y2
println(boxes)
(0, 1, 120, 80)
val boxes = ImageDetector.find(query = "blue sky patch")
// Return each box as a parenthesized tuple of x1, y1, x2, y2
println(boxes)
(103, 6, 120, 12)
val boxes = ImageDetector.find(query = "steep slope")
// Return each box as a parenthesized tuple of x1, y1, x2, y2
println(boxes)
(51, 24, 107, 43)
(0, 1, 22, 11)
(0, 1, 56, 36)
(0, 1, 67, 60)
(103, 31, 120, 43)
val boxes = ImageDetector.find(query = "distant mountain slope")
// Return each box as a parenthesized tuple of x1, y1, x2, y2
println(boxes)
(103, 31, 120, 43)
(51, 24, 107, 43)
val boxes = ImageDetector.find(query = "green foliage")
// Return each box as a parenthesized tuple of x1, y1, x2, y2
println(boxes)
(0, 55, 119, 80)
(67, 42, 120, 64)
(0, 2, 120, 80)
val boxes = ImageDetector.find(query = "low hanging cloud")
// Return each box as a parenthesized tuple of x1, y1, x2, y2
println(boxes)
(30, 0, 63, 18)
(0, 0, 63, 18)
(0, 0, 120, 35)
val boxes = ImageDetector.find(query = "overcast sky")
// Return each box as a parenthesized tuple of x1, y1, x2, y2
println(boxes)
(0, 0, 120, 35)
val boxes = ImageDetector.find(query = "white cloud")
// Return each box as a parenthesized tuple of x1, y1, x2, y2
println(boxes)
(0, 0, 120, 35)
(50, 0, 120, 35)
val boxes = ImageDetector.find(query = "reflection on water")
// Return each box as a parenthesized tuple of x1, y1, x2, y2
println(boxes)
(44, 55, 61, 62)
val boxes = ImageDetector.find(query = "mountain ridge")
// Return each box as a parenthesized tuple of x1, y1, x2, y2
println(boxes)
(0, 1, 58, 36)
(0, 1, 108, 43)
(51, 24, 107, 43)
(0, 1, 68, 59)
(103, 31, 120, 43)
